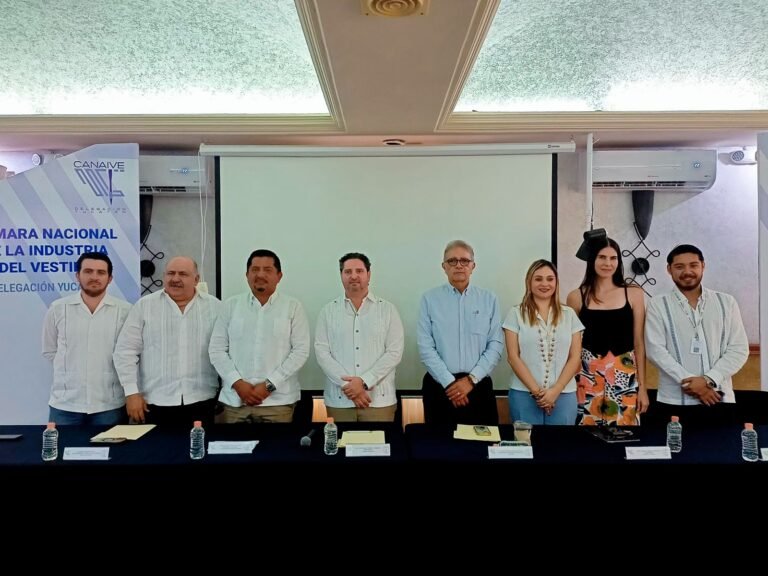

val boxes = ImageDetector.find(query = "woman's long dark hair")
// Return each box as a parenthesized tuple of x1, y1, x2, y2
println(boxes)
(578, 237, 626, 305)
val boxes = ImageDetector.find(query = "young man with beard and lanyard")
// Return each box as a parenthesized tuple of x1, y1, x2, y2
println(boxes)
(646, 244, 749, 427)
(42, 252, 132, 425)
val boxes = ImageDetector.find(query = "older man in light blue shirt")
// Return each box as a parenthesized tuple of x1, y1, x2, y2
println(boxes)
(417, 240, 504, 425)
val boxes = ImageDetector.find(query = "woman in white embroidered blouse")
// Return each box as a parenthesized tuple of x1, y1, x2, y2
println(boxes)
(503, 260, 584, 425)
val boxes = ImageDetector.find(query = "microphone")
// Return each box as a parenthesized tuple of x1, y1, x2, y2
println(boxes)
(300, 429, 316, 447)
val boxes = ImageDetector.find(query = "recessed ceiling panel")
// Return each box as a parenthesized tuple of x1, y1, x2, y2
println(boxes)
(0, 0, 327, 114)
(457, 0, 768, 112)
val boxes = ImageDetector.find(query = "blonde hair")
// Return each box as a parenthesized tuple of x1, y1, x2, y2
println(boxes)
(520, 259, 562, 326)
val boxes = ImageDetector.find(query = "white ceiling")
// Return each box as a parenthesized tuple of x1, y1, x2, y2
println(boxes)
(0, 0, 767, 152)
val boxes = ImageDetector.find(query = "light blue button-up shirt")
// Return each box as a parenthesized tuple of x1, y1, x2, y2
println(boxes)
(417, 283, 504, 388)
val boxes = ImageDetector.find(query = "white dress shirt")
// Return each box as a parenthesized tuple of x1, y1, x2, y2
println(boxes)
(646, 286, 749, 404)
(114, 289, 221, 406)
(502, 305, 584, 393)
(42, 293, 132, 413)
(209, 291, 310, 407)
(315, 292, 404, 408)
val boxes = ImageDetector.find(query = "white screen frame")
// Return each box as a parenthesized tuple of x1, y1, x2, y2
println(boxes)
(216, 147, 560, 391)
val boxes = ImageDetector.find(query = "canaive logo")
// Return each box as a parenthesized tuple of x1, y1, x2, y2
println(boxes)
(73, 160, 126, 204)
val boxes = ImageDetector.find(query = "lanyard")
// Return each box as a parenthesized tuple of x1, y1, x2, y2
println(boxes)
(672, 290, 712, 375)
(673, 289, 706, 334)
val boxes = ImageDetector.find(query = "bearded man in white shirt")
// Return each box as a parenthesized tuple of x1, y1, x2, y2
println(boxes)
(114, 256, 221, 427)
(210, 249, 310, 423)
(315, 252, 404, 422)
(646, 244, 748, 428)
(42, 252, 132, 426)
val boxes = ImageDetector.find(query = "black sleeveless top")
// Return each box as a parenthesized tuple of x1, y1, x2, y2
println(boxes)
(578, 286, 634, 357)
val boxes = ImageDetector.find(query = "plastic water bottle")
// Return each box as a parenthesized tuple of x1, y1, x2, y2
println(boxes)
(324, 417, 338, 456)
(741, 423, 759, 462)
(42, 422, 58, 461)
(190, 420, 205, 460)
(666, 415, 682, 453)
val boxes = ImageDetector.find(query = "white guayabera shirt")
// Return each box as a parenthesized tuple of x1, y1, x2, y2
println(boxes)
(43, 293, 132, 413)
(315, 292, 404, 408)
(646, 286, 748, 405)
(114, 289, 222, 405)
(209, 291, 310, 407)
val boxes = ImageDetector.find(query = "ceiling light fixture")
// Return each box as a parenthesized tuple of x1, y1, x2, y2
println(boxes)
(361, 0, 429, 17)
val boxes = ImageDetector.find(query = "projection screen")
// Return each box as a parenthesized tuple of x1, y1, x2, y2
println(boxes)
(217, 149, 557, 391)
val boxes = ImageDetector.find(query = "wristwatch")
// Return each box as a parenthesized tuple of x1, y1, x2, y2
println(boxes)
(468, 374, 479, 386)
(265, 379, 277, 393)
(703, 376, 718, 390)
(362, 381, 369, 391)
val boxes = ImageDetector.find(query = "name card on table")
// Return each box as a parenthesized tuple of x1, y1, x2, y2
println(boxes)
(208, 441, 259, 454)
(760, 448, 768, 461)
(63, 447, 110, 460)
(625, 446, 671, 460)
(488, 445, 533, 459)
(345, 444, 390, 457)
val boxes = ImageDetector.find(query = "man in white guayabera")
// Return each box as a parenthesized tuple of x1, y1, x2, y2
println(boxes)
(315, 252, 404, 422)
(42, 252, 131, 426)
(646, 244, 748, 428)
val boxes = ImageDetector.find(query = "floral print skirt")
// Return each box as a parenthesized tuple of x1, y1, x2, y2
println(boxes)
(577, 349, 639, 426)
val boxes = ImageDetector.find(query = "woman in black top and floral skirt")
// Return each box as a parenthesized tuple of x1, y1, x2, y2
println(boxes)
(566, 237, 649, 425)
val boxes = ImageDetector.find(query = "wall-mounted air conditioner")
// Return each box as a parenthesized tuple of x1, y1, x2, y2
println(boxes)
(592, 149, 717, 191)
(139, 155, 208, 195)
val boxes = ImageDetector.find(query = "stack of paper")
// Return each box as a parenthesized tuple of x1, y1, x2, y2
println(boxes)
(453, 424, 501, 442)
(91, 424, 156, 442)
(338, 430, 385, 448)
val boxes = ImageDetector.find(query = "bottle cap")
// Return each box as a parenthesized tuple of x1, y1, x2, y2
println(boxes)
(745, 423, 754, 430)
(46, 422, 56, 430)
(326, 417, 334, 423)
(193, 420, 202, 427)
(671, 416, 679, 423)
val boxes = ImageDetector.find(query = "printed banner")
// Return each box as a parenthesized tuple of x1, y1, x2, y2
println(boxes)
(0, 144, 140, 423)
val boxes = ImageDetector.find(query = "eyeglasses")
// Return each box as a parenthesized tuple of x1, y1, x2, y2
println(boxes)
(444, 258, 473, 267)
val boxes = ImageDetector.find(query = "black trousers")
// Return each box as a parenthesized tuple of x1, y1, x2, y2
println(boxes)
(651, 400, 737, 429)
(421, 372, 498, 426)
(146, 398, 217, 429)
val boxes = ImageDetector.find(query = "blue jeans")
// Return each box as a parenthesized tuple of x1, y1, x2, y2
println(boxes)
(508, 389, 577, 425)
(48, 406, 126, 426)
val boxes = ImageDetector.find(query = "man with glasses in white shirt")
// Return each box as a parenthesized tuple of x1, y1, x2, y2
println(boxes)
(210, 249, 310, 423)
(114, 256, 221, 427)
(42, 252, 132, 426)
(417, 240, 504, 425)
(646, 244, 748, 427)
(315, 252, 404, 422)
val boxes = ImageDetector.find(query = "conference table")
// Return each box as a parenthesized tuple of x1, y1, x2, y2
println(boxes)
(406, 423, 764, 464)
(3, 421, 766, 508)
(0, 420, 408, 458)
(404, 423, 768, 518)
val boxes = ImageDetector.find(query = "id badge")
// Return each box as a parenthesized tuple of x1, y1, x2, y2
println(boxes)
(690, 337, 703, 355)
